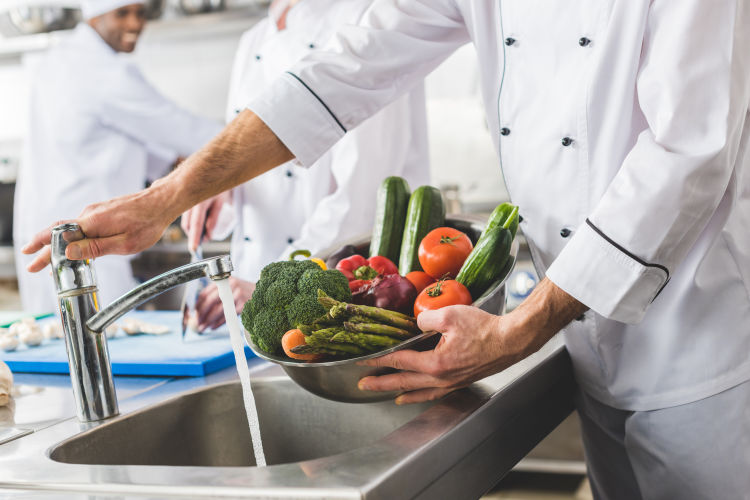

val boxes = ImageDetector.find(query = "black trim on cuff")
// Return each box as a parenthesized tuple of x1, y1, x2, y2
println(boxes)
(585, 218, 671, 280)
(286, 71, 347, 134)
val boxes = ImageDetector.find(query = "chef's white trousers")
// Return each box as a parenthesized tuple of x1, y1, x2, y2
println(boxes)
(576, 380, 750, 500)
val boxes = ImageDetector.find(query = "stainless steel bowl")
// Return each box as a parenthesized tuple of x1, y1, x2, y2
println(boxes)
(245, 214, 519, 403)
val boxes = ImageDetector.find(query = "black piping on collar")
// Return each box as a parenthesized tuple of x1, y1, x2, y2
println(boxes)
(585, 218, 671, 300)
(286, 71, 347, 133)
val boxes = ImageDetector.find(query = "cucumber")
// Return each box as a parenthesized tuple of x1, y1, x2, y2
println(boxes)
(480, 203, 519, 241)
(369, 176, 411, 262)
(456, 226, 513, 299)
(398, 186, 446, 274)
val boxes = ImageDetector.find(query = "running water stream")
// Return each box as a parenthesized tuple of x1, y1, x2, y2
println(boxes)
(215, 278, 267, 467)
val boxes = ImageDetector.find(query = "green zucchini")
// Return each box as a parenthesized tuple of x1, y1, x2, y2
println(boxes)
(456, 226, 513, 299)
(369, 176, 411, 262)
(398, 186, 446, 274)
(480, 203, 519, 241)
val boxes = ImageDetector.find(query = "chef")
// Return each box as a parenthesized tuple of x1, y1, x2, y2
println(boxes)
(23, 1, 750, 498)
(13, 0, 221, 313)
(181, 0, 430, 331)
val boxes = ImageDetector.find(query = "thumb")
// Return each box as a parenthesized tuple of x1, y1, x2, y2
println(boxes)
(65, 235, 127, 260)
(416, 309, 444, 333)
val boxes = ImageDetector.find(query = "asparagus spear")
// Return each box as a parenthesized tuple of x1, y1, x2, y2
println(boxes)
(305, 333, 366, 355)
(330, 331, 401, 350)
(290, 344, 342, 356)
(343, 321, 415, 339)
(317, 290, 419, 332)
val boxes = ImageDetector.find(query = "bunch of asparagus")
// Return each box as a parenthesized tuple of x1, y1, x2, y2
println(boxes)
(290, 290, 421, 358)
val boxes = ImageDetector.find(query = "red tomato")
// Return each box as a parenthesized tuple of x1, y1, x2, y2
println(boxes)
(405, 271, 436, 295)
(413, 279, 473, 317)
(418, 227, 473, 279)
(281, 329, 321, 361)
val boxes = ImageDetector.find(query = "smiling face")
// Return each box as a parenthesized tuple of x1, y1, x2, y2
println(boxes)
(88, 3, 147, 53)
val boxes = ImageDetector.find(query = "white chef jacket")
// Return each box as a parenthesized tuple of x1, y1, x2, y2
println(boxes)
(14, 23, 221, 313)
(248, 0, 750, 411)
(223, 0, 430, 282)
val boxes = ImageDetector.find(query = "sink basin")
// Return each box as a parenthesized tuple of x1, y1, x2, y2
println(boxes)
(50, 378, 430, 467)
(0, 339, 574, 499)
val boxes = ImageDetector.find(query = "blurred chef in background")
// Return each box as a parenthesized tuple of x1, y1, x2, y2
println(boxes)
(181, 0, 430, 331)
(13, 0, 222, 313)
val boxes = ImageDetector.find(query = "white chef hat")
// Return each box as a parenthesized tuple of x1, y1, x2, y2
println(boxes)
(80, 0, 146, 20)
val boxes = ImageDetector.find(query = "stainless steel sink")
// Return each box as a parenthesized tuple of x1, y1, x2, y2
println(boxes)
(0, 338, 574, 499)
(50, 378, 430, 467)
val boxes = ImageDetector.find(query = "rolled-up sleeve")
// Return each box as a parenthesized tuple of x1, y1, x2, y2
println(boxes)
(248, 0, 469, 166)
(546, 0, 750, 323)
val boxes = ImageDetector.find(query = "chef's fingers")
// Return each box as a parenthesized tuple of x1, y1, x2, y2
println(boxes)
(64, 234, 129, 260)
(195, 284, 219, 314)
(22, 221, 70, 254)
(203, 199, 222, 240)
(394, 387, 454, 405)
(199, 299, 226, 331)
(357, 348, 436, 374)
(416, 307, 453, 333)
(187, 204, 207, 252)
(26, 246, 52, 273)
(358, 370, 445, 394)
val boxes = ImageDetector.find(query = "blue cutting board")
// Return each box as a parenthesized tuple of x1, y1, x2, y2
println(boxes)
(0, 311, 254, 377)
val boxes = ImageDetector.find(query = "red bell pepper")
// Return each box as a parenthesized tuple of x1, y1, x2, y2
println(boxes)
(335, 255, 399, 292)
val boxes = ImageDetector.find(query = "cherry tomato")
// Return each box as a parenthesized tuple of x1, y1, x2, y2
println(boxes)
(418, 227, 473, 279)
(405, 271, 436, 295)
(281, 329, 321, 361)
(414, 279, 472, 317)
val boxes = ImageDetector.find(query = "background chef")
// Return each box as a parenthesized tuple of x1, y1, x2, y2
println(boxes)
(180, 0, 430, 331)
(13, 0, 222, 313)
(23, 1, 750, 498)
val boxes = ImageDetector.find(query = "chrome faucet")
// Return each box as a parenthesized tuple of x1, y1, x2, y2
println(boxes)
(51, 223, 233, 422)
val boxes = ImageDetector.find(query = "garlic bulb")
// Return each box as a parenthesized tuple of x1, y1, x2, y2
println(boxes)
(42, 322, 64, 340)
(0, 336, 19, 352)
(0, 361, 12, 407)
(18, 323, 43, 347)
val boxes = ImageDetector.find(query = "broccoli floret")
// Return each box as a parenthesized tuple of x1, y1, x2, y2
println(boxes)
(250, 309, 289, 355)
(241, 299, 254, 333)
(287, 294, 326, 328)
(297, 268, 349, 299)
(243, 259, 353, 355)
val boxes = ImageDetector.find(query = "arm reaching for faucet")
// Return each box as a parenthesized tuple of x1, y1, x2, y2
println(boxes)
(22, 111, 293, 272)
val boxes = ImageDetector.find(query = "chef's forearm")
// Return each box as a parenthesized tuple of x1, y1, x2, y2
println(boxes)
(151, 110, 293, 219)
(504, 278, 589, 360)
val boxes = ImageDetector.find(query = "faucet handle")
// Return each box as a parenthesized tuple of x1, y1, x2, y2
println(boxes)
(51, 223, 97, 294)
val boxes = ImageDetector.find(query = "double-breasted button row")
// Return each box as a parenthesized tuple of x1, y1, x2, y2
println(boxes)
(504, 36, 593, 48)
(498, 128, 575, 147)
(255, 42, 318, 61)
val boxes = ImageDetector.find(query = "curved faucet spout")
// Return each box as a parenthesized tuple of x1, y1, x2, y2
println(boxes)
(87, 255, 233, 334)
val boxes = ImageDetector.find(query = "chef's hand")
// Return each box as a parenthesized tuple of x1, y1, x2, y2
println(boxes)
(358, 278, 587, 404)
(21, 110, 294, 272)
(22, 185, 178, 273)
(195, 277, 255, 331)
(181, 191, 232, 252)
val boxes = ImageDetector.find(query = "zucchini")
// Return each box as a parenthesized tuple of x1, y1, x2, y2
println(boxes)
(398, 186, 446, 274)
(480, 203, 519, 241)
(369, 176, 411, 262)
(456, 226, 513, 299)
